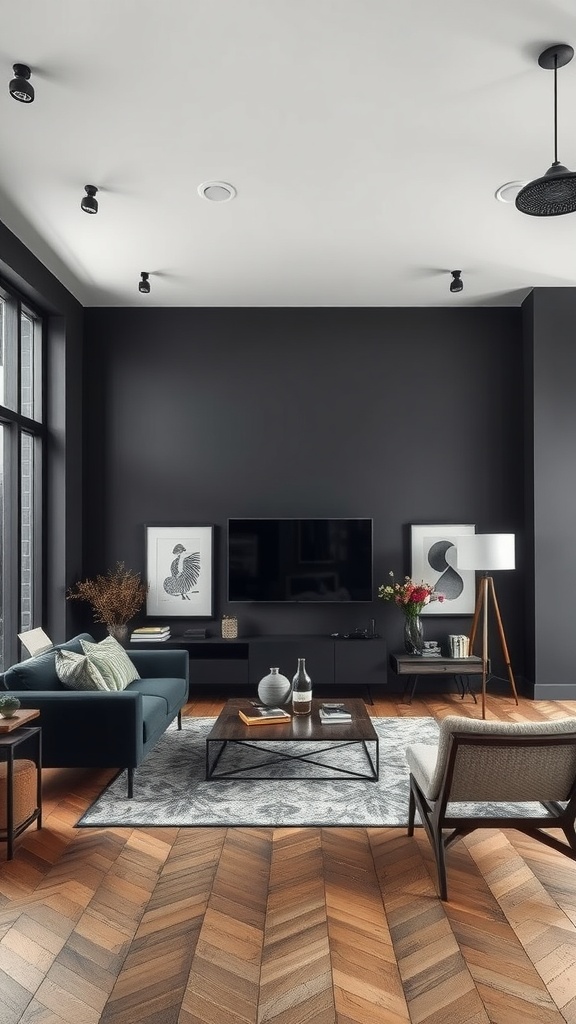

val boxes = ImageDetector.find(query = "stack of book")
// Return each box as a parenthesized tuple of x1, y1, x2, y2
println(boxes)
(319, 702, 352, 723)
(238, 705, 291, 726)
(448, 634, 470, 657)
(130, 626, 171, 643)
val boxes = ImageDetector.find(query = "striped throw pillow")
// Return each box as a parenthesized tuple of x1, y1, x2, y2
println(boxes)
(55, 649, 110, 691)
(80, 636, 140, 691)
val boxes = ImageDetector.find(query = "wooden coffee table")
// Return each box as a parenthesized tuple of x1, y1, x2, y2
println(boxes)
(205, 698, 379, 781)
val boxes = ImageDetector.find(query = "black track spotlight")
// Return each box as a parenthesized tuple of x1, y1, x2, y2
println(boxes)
(138, 272, 150, 294)
(450, 270, 463, 294)
(81, 185, 98, 215)
(516, 44, 576, 216)
(9, 63, 34, 103)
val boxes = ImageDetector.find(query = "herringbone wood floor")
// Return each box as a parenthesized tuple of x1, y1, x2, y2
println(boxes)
(2, 691, 576, 1023)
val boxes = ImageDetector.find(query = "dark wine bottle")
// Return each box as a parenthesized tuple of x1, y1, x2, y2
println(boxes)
(292, 658, 312, 715)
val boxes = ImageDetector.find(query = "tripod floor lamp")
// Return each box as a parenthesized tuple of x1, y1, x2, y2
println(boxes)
(456, 534, 519, 719)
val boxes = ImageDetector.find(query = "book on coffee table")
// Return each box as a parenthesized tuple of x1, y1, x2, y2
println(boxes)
(319, 703, 352, 723)
(238, 706, 291, 726)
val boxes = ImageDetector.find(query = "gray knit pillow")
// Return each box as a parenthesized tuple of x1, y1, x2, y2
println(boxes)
(80, 636, 140, 691)
(55, 649, 110, 691)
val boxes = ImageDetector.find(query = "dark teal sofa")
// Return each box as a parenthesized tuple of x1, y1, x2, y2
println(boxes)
(1, 633, 189, 796)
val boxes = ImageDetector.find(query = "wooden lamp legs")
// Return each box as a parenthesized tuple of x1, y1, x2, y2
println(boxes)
(468, 574, 519, 719)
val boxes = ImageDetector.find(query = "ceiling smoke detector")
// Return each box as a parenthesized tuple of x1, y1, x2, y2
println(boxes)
(197, 181, 236, 202)
(495, 181, 527, 203)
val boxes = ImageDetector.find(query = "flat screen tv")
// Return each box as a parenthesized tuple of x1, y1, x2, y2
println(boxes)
(227, 518, 373, 602)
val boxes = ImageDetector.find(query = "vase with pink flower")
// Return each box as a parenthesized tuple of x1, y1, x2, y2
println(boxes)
(378, 572, 445, 654)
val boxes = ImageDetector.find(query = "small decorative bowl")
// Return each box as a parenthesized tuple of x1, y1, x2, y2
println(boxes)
(0, 695, 21, 718)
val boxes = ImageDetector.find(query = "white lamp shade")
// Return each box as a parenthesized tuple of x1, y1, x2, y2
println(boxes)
(455, 533, 515, 571)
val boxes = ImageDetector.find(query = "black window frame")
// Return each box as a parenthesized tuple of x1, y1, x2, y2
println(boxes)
(0, 277, 46, 671)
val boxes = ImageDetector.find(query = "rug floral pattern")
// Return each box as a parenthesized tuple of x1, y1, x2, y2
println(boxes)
(77, 717, 544, 828)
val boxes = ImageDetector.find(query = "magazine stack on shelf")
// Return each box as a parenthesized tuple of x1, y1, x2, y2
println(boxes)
(448, 634, 470, 658)
(130, 625, 171, 643)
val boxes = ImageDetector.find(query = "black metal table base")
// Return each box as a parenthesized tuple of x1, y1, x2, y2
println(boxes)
(455, 674, 478, 703)
(402, 673, 477, 705)
(206, 737, 379, 781)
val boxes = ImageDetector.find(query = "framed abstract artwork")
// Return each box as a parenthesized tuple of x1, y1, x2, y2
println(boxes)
(145, 524, 215, 618)
(410, 524, 476, 616)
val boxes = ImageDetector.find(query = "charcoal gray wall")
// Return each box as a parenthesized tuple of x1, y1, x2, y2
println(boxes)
(524, 289, 576, 698)
(83, 306, 526, 682)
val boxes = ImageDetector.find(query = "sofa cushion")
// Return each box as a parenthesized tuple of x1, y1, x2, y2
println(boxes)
(128, 677, 188, 717)
(80, 636, 140, 692)
(141, 694, 171, 743)
(4, 634, 95, 691)
(55, 650, 110, 691)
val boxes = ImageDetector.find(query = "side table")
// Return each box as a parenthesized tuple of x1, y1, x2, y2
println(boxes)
(0, 709, 42, 860)
(389, 653, 485, 704)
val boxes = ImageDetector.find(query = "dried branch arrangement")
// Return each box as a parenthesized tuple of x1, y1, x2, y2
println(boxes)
(67, 562, 147, 629)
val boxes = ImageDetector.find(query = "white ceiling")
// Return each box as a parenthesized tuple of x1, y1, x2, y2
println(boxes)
(2, 1, 576, 307)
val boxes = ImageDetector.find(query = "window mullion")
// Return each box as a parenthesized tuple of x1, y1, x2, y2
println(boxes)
(3, 299, 18, 412)
(2, 423, 19, 660)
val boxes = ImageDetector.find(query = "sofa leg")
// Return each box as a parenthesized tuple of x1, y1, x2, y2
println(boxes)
(127, 768, 134, 798)
(177, 711, 182, 730)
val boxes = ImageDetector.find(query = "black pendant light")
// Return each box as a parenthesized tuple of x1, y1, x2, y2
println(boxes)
(9, 63, 34, 103)
(450, 270, 463, 293)
(516, 44, 576, 216)
(138, 272, 150, 294)
(81, 185, 98, 214)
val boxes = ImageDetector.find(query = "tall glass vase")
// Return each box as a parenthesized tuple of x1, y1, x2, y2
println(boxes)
(403, 614, 423, 655)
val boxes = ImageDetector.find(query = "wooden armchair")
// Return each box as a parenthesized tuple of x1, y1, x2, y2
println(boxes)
(406, 715, 576, 900)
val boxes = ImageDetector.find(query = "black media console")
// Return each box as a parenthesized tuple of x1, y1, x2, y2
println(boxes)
(158, 635, 387, 693)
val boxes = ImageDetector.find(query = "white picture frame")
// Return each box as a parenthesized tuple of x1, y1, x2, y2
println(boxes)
(410, 524, 476, 616)
(145, 524, 215, 618)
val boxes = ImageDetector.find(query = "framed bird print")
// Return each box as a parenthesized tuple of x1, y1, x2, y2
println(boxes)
(145, 524, 215, 618)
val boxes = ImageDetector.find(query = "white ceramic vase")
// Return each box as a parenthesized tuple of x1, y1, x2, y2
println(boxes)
(257, 667, 292, 707)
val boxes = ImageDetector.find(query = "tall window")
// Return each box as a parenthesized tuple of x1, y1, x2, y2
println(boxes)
(0, 286, 44, 670)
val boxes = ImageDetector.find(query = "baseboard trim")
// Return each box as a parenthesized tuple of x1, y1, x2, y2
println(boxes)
(533, 682, 576, 700)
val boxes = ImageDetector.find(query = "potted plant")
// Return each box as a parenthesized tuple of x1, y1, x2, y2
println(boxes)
(67, 562, 148, 643)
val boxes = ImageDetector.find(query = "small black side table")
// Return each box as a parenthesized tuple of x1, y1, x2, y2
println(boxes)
(0, 713, 42, 860)
(389, 653, 485, 704)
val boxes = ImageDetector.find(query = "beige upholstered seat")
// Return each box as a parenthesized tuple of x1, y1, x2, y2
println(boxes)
(405, 715, 576, 900)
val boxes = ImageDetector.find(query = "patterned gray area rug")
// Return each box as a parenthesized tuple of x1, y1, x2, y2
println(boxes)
(77, 717, 544, 829)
